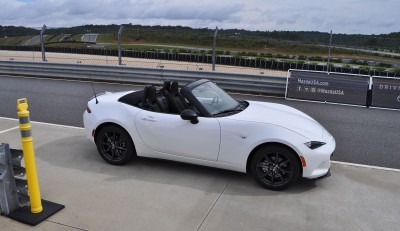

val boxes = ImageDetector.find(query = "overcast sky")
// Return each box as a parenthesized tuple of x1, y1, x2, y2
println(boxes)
(1, 0, 399, 34)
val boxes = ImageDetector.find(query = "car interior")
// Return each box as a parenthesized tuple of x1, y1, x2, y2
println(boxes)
(118, 81, 193, 114)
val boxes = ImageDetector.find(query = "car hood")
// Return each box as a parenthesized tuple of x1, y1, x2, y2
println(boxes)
(227, 101, 325, 140)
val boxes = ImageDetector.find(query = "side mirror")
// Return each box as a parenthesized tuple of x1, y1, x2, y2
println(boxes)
(180, 109, 199, 124)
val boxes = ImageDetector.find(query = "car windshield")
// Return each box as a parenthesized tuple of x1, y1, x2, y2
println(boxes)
(191, 82, 239, 115)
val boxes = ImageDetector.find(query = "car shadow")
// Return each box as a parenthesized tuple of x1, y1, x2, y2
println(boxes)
(35, 135, 317, 196)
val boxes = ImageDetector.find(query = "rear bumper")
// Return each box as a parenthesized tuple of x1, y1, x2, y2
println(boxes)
(83, 111, 96, 143)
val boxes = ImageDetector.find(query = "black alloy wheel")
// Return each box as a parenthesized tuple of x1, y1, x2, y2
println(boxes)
(95, 125, 135, 165)
(251, 145, 300, 190)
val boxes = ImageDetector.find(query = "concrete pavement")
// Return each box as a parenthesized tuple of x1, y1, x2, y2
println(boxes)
(0, 118, 399, 231)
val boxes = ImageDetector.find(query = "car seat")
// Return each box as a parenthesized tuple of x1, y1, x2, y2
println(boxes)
(160, 80, 171, 97)
(167, 81, 189, 114)
(140, 86, 161, 112)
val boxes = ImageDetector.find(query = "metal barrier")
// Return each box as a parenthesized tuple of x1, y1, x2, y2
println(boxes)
(0, 99, 64, 226)
(0, 144, 27, 215)
(0, 60, 287, 96)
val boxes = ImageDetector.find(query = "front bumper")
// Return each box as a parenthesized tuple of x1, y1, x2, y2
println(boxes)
(310, 168, 331, 181)
(298, 133, 335, 179)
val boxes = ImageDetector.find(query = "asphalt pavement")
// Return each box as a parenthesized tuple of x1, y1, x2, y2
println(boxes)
(0, 75, 399, 169)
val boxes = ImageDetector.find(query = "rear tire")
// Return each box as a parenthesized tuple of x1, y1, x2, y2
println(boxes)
(250, 145, 301, 190)
(95, 125, 136, 165)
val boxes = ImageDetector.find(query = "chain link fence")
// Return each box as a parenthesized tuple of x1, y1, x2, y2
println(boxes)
(0, 25, 399, 77)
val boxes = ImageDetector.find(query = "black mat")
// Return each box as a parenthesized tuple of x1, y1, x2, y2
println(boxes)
(7, 199, 65, 226)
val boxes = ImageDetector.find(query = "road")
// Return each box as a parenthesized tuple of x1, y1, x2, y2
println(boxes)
(0, 75, 399, 169)
(22, 35, 44, 46)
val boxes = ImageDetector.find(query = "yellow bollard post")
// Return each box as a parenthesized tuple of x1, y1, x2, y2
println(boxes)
(17, 98, 43, 214)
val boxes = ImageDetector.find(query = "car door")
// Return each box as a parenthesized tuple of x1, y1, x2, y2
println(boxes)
(134, 110, 221, 161)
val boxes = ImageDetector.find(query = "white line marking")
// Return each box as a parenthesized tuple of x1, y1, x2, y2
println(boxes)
(30, 121, 84, 130)
(0, 126, 20, 134)
(332, 161, 400, 172)
(0, 117, 84, 130)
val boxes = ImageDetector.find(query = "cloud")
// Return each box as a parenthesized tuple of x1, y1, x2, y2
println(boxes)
(1, 0, 399, 34)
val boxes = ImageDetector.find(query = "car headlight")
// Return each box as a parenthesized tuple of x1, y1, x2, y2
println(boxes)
(305, 141, 326, 149)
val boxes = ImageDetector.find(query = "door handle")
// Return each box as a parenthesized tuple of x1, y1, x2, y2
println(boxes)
(142, 117, 157, 122)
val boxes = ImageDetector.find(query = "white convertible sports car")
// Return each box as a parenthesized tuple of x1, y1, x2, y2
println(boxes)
(83, 79, 335, 190)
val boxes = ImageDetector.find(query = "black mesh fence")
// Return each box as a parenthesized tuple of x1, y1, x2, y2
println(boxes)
(0, 25, 399, 77)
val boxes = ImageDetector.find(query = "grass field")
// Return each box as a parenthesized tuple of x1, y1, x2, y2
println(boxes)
(97, 34, 114, 43)
(0, 36, 31, 45)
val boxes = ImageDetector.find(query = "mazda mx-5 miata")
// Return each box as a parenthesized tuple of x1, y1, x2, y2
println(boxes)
(83, 79, 335, 190)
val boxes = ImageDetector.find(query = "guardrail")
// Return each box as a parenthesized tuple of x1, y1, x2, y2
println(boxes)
(0, 60, 287, 96)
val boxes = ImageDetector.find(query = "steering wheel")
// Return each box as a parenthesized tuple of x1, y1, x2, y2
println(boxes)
(211, 95, 219, 105)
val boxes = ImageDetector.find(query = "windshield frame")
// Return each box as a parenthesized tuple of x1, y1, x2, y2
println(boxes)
(181, 79, 239, 117)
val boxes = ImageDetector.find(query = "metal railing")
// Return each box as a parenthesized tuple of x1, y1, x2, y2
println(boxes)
(0, 60, 287, 96)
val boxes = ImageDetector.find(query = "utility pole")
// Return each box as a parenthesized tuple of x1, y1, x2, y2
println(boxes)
(118, 25, 124, 65)
(212, 26, 218, 71)
(40, 25, 47, 61)
(327, 30, 333, 73)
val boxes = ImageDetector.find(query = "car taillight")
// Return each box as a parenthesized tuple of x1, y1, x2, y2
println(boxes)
(86, 106, 91, 113)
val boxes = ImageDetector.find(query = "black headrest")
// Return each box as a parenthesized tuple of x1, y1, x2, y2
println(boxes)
(142, 85, 150, 103)
(147, 86, 157, 102)
(170, 81, 179, 95)
(142, 85, 157, 104)
(160, 80, 171, 95)
(163, 81, 171, 90)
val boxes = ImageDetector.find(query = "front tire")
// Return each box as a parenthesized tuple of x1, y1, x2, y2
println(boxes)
(95, 125, 136, 165)
(250, 145, 301, 190)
